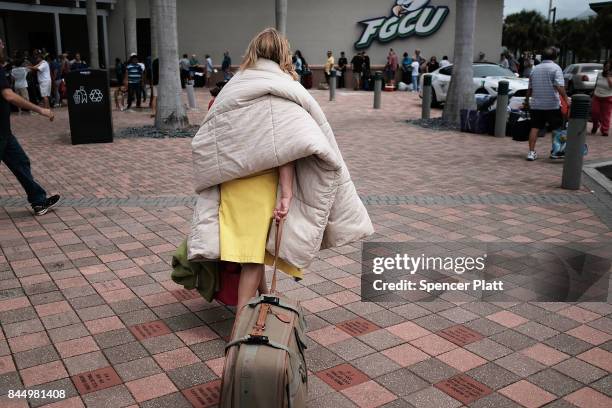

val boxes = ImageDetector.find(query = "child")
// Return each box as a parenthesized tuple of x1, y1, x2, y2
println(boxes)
(114, 86, 127, 111)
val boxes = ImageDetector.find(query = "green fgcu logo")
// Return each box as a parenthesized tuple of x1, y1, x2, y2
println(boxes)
(355, 0, 449, 49)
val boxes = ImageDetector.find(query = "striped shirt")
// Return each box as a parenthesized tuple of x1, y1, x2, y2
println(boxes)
(126, 63, 143, 84)
(528, 60, 564, 110)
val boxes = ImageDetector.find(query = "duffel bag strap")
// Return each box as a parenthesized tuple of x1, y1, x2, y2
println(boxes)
(270, 217, 284, 294)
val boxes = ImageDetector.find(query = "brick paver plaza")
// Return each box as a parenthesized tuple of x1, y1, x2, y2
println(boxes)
(1, 89, 611, 407)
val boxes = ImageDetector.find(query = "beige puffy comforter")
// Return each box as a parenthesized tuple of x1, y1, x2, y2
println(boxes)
(188, 58, 373, 268)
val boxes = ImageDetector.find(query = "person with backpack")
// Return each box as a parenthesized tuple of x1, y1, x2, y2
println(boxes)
(401, 52, 412, 85)
(591, 58, 612, 136)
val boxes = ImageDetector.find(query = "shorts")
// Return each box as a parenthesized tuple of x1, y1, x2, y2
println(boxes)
(39, 81, 52, 97)
(15, 88, 29, 101)
(151, 85, 158, 97)
(530, 109, 563, 130)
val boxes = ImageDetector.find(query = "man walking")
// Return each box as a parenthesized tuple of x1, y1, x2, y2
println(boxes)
(0, 39, 60, 216)
(124, 54, 143, 110)
(525, 47, 569, 161)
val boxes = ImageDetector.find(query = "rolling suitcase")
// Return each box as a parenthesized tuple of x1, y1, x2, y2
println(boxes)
(220, 219, 308, 408)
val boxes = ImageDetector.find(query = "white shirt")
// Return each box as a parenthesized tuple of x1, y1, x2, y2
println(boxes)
(37, 60, 51, 83)
(439, 59, 451, 68)
(11, 67, 28, 89)
(411, 61, 420, 75)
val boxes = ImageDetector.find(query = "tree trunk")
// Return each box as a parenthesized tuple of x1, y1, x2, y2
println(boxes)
(86, 0, 99, 68)
(149, 0, 159, 59)
(125, 0, 137, 57)
(442, 0, 477, 125)
(275, 0, 287, 35)
(153, 0, 188, 130)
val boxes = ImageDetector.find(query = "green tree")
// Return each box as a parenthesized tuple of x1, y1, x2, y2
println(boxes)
(503, 11, 552, 55)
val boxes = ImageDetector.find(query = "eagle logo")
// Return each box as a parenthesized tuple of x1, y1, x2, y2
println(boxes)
(392, 0, 431, 17)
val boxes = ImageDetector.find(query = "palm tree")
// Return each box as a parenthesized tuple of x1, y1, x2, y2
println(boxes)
(503, 11, 551, 55)
(275, 0, 288, 35)
(86, 0, 99, 68)
(125, 0, 137, 57)
(442, 0, 477, 125)
(152, 0, 188, 130)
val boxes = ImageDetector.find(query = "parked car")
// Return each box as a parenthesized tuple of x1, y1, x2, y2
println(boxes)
(419, 63, 529, 107)
(563, 63, 603, 95)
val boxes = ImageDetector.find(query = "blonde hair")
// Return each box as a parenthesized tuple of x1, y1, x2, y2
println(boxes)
(240, 27, 298, 80)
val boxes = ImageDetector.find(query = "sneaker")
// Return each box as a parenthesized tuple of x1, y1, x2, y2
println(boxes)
(526, 151, 538, 161)
(32, 195, 61, 216)
(550, 151, 565, 160)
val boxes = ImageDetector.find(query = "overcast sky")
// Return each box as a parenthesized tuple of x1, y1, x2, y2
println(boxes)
(503, 0, 596, 19)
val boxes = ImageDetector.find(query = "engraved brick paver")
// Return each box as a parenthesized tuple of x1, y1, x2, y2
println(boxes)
(0, 89, 610, 406)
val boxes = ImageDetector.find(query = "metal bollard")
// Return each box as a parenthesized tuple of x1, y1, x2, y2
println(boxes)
(329, 69, 336, 101)
(373, 71, 382, 109)
(561, 94, 591, 190)
(494, 80, 509, 137)
(422, 74, 432, 119)
(186, 80, 198, 110)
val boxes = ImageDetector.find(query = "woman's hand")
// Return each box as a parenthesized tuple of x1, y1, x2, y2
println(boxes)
(274, 195, 291, 222)
(274, 162, 295, 222)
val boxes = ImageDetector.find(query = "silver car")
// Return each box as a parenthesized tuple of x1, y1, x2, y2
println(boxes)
(563, 63, 603, 95)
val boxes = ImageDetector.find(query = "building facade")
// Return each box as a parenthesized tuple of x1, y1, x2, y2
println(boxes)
(1, 0, 503, 80)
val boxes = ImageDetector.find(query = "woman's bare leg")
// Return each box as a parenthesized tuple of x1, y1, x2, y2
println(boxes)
(236, 263, 264, 315)
(258, 271, 269, 295)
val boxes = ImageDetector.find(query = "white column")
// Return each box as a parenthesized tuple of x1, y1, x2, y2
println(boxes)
(125, 0, 137, 57)
(86, 0, 99, 68)
(53, 12, 62, 55)
(102, 15, 109, 69)
(275, 0, 287, 35)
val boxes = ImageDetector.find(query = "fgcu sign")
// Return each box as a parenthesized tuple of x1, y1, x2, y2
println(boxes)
(355, 0, 449, 49)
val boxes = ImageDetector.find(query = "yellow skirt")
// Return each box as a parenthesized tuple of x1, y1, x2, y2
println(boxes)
(219, 169, 302, 280)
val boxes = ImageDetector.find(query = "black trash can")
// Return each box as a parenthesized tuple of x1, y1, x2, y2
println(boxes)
(65, 69, 113, 145)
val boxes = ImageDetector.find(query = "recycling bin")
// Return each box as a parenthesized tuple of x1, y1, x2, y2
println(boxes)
(65, 69, 113, 145)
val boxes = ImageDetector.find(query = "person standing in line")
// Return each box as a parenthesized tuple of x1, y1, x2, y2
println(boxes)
(221, 51, 232, 81)
(350, 52, 363, 90)
(337, 51, 347, 88)
(477, 52, 486, 62)
(124, 54, 143, 110)
(499, 53, 509, 69)
(205, 54, 214, 86)
(427, 56, 439, 73)
(591, 58, 612, 136)
(70, 52, 88, 71)
(522, 53, 534, 78)
(115, 57, 125, 85)
(401, 52, 412, 85)
(30, 53, 51, 109)
(138, 56, 147, 104)
(0, 39, 60, 216)
(361, 51, 371, 90)
(50, 54, 63, 107)
(524, 47, 569, 161)
(324, 50, 335, 84)
(10, 60, 29, 114)
(179, 53, 191, 88)
(411, 58, 420, 92)
(149, 57, 159, 118)
(439, 55, 451, 68)
(414, 49, 426, 72)
(292, 51, 303, 81)
(385, 48, 398, 83)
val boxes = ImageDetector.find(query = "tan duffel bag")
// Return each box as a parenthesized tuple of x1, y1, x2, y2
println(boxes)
(219, 218, 308, 408)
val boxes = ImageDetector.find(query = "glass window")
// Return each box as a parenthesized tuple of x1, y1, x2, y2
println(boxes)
(580, 65, 603, 73)
(439, 66, 452, 76)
